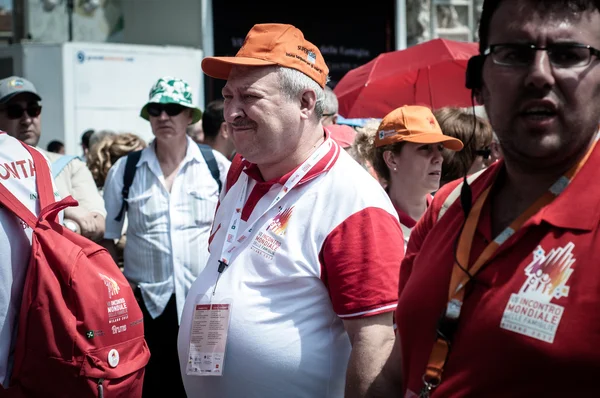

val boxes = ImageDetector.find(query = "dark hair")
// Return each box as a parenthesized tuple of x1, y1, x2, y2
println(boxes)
(201, 99, 225, 141)
(434, 107, 492, 185)
(47, 140, 64, 153)
(478, 0, 600, 53)
(81, 129, 94, 150)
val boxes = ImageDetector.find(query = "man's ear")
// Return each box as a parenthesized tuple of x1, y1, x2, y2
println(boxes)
(299, 89, 317, 120)
(219, 121, 229, 139)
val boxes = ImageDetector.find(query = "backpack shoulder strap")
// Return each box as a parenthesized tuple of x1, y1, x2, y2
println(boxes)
(197, 143, 222, 194)
(437, 169, 486, 222)
(114, 150, 142, 222)
(51, 155, 78, 178)
(0, 144, 55, 227)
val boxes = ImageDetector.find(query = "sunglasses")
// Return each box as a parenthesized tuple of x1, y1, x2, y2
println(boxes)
(0, 104, 42, 120)
(475, 148, 492, 160)
(147, 103, 187, 117)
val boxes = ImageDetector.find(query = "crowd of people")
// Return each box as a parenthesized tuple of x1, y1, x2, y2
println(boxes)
(2, 0, 600, 396)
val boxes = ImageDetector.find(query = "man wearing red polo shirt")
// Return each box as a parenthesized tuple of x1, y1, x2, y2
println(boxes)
(368, 0, 600, 397)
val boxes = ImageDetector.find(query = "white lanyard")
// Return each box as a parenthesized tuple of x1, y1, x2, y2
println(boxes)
(217, 138, 333, 271)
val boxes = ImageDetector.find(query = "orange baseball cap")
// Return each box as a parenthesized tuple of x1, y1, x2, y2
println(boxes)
(201, 23, 329, 88)
(375, 105, 464, 151)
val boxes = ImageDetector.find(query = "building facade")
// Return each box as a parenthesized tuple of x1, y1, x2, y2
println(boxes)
(2, 0, 484, 101)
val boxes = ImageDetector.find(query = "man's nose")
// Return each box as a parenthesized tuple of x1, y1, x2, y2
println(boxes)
(19, 111, 32, 124)
(524, 50, 555, 89)
(224, 100, 245, 123)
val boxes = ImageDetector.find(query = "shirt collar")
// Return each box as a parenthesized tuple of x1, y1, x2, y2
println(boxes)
(469, 143, 600, 233)
(535, 140, 600, 231)
(243, 132, 339, 186)
(138, 136, 202, 167)
(394, 195, 432, 229)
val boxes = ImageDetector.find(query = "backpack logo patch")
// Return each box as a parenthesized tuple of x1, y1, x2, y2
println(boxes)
(99, 273, 121, 298)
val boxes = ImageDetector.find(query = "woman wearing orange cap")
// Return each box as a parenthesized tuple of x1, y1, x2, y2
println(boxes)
(353, 105, 463, 249)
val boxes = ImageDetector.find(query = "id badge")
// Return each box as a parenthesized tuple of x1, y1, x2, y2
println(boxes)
(185, 296, 233, 376)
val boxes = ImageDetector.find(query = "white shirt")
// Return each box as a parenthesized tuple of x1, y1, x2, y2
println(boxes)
(178, 140, 404, 398)
(0, 133, 55, 387)
(103, 137, 230, 321)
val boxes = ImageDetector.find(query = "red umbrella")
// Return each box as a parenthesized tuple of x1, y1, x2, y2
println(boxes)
(334, 38, 479, 119)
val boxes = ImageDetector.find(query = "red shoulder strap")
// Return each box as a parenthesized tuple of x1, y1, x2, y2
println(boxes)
(0, 182, 37, 227)
(225, 154, 246, 194)
(22, 144, 55, 208)
(0, 144, 57, 227)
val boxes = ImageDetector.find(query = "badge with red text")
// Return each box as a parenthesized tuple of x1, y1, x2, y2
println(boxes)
(500, 243, 575, 343)
(186, 297, 233, 376)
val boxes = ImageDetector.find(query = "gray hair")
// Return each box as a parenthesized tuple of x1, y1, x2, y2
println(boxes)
(323, 85, 338, 115)
(276, 66, 326, 119)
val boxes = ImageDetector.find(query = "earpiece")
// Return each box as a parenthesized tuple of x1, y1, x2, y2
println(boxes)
(465, 55, 484, 90)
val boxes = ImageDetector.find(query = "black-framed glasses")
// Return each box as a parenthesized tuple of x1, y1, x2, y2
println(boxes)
(475, 148, 491, 160)
(0, 104, 42, 120)
(484, 43, 600, 68)
(147, 103, 186, 117)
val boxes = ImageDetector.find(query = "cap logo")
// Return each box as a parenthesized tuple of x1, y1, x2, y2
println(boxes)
(9, 79, 24, 88)
(378, 129, 396, 140)
(428, 117, 436, 128)
(307, 50, 316, 65)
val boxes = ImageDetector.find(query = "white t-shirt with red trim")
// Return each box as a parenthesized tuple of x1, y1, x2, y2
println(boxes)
(178, 139, 404, 398)
(0, 133, 51, 387)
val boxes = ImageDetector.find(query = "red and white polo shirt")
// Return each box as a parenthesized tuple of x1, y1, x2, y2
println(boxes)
(178, 138, 404, 397)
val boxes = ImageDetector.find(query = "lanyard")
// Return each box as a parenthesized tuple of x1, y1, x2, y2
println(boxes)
(211, 138, 333, 295)
(420, 137, 597, 396)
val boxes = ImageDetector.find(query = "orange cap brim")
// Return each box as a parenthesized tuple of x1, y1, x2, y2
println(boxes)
(402, 134, 464, 151)
(202, 56, 278, 80)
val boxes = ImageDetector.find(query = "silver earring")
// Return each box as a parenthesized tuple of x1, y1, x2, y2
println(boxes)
(393, 167, 397, 171)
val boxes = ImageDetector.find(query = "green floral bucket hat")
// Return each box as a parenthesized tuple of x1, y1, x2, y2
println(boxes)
(140, 76, 202, 124)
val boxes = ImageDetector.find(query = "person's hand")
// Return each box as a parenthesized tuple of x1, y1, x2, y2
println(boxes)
(69, 212, 103, 241)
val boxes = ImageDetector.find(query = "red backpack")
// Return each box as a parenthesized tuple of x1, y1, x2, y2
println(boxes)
(0, 144, 150, 397)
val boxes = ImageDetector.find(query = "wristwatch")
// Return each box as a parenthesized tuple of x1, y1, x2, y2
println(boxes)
(63, 219, 78, 233)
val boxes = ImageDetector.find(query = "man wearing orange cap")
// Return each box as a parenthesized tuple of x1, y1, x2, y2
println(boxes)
(178, 23, 403, 398)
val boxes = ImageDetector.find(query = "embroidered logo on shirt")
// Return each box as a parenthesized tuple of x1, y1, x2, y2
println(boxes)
(500, 242, 576, 343)
(250, 207, 294, 260)
(266, 206, 294, 236)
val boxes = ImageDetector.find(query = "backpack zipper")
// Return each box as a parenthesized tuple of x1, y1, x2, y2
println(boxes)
(97, 378, 104, 398)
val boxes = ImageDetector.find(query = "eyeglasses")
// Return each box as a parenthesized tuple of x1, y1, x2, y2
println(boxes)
(0, 104, 42, 120)
(475, 148, 491, 160)
(147, 103, 186, 117)
(321, 113, 336, 118)
(484, 43, 600, 68)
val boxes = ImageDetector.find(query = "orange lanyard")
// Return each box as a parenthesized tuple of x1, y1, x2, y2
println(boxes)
(420, 138, 597, 397)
